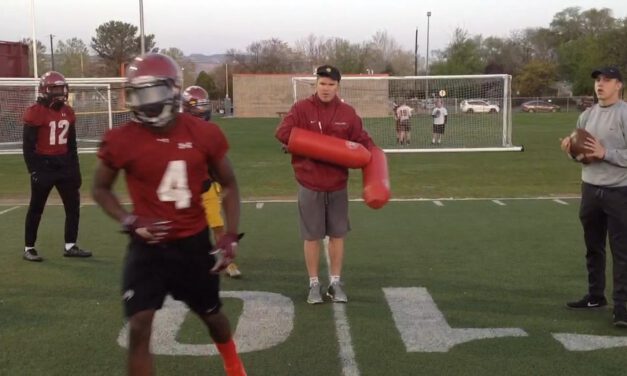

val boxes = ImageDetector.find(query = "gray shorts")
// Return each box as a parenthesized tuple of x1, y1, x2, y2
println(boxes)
(297, 185, 350, 240)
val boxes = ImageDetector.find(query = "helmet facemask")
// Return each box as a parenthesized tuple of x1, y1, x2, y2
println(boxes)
(128, 78, 180, 128)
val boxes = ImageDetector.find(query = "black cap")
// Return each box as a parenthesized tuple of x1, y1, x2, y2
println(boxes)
(316, 65, 341, 82)
(591, 66, 622, 82)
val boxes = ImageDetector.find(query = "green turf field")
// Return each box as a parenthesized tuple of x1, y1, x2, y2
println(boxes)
(2, 113, 626, 376)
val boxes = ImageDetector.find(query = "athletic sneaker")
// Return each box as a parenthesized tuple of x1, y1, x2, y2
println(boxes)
(23, 249, 43, 262)
(327, 281, 348, 303)
(307, 282, 323, 304)
(613, 305, 627, 328)
(226, 263, 242, 278)
(566, 294, 608, 309)
(63, 245, 92, 258)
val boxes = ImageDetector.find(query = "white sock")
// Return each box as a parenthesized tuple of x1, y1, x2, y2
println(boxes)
(25, 246, 34, 252)
(309, 277, 319, 287)
(65, 243, 76, 251)
(330, 275, 341, 284)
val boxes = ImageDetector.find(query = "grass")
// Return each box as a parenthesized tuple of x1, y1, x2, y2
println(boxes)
(3, 112, 622, 376)
(0, 112, 582, 203)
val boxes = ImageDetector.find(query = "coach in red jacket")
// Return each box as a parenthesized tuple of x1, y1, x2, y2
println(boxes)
(275, 65, 375, 304)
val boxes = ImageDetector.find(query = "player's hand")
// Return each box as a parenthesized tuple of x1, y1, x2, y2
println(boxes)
(583, 136, 605, 162)
(281, 143, 289, 153)
(210, 233, 244, 273)
(121, 214, 172, 244)
(560, 136, 571, 153)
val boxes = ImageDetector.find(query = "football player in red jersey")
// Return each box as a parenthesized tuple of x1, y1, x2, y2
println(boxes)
(182, 85, 242, 278)
(92, 54, 246, 376)
(22, 71, 92, 262)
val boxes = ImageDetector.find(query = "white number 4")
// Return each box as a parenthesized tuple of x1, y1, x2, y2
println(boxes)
(157, 160, 191, 209)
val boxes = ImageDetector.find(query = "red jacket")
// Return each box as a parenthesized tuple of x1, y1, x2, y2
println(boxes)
(275, 94, 375, 192)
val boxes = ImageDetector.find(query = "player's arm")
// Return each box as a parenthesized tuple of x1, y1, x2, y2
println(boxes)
(22, 124, 38, 173)
(275, 104, 298, 147)
(67, 122, 79, 163)
(92, 160, 127, 222)
(350, 115, 375, 150)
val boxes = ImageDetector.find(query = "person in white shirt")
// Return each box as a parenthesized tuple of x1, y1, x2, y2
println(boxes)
(395, 103, 414, 145)
(431, 100, 448, 145)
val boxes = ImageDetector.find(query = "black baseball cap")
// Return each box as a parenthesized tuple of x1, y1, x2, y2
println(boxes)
(316, 65, 341, 82)
(591, 66, 623, 82)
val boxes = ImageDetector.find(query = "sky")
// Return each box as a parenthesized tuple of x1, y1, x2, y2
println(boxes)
(1, 0, 626, 56)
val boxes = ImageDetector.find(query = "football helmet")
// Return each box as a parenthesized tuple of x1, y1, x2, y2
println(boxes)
(126, 53, 182, 128)
(182, 85, 212, 120)
(39, 71, 69, 106)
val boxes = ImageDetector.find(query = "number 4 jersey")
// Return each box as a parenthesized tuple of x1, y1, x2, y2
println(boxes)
(23, 102, 76, 155)
(97, 113, 229, 239)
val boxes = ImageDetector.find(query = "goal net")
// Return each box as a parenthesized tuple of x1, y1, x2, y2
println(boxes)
(0, 77, 130, 155)
(292, 74, 521, 153)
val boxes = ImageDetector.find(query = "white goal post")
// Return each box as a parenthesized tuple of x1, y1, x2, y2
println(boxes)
(0, 77, 130, 155)
(292, 74, 522, 153)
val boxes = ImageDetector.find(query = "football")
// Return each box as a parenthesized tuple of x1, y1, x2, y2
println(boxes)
(569, 128, 593, 164)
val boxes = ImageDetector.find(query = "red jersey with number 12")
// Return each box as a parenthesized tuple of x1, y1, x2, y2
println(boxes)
(97, 113, 229, 239)
(22, 103, 76, 155)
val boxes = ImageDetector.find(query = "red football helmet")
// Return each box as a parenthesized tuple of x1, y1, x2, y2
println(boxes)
(39, 71, 69, 105)
(126, 53, 182, 127)
(182, 86, 212, 120)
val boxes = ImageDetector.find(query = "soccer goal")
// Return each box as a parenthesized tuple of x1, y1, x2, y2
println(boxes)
(0, 77, 130, 155)
(292, 74, 522, 153)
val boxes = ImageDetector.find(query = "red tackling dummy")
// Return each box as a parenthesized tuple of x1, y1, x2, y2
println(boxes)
(362, 147, 390, 209)
(287, 127, 371, 168)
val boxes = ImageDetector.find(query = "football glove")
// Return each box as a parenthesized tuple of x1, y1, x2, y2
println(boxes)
(210, 232, 244, 273)
(121, 214, 172, 244)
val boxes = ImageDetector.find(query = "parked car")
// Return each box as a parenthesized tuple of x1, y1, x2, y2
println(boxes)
(460, 99, 500, 113)
(577, 96, 594, 111)
(520, 100, 560, 113)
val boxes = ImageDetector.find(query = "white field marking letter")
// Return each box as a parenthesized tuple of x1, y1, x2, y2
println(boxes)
(118, 291, 294, 355)
(383, 287, 527, 352)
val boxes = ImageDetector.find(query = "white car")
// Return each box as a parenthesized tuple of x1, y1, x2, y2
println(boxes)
(460, 99, 500, 113)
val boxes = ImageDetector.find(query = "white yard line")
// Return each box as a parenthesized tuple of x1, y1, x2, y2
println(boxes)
(433, 200, 444, 207)
(323, 237, 360, 376)
(492, 200, 506, 206)
(553, 199, 569, 205)
(255, 202, 264, 209)
(0, 206, 20, 215)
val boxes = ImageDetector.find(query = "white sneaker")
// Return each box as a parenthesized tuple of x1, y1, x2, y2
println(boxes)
(307, 283, 323, 304)
(327, 281, 348, 303)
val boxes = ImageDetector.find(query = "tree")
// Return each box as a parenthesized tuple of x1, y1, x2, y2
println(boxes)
(90, 21, 156, 76)
(514, 60, 558, 96)
(430, 28, 483, 75)
(227, 38, 303, 73)
(195, 71, 219, 99)
(55, 38, 89, 77)
(160, 47, 196, 89)
(21, 38, 47, 77)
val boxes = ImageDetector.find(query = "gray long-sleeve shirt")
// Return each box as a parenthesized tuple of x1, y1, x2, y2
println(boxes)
(577, 100, 627, 187)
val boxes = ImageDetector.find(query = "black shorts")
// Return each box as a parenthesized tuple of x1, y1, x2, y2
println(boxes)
(121, 227, 222, 318)
(433, 123, 445, 134)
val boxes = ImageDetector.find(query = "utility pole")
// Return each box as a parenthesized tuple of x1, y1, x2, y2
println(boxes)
(49, 34, 55, 70)
(414, 28, 419, 76)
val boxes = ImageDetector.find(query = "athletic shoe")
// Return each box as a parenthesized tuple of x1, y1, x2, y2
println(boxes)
(226, 263, 242, 278)
(307, 282, 323, 304)
(327, 281, 348, 303)
(23, 249, 43, 262)
(63, 245, 92, 258)
(613, 305, 627, 328)
(566, 294, 607, 309)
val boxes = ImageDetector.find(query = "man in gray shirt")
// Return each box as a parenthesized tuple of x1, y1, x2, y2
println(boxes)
(560, 66, 627, 327)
